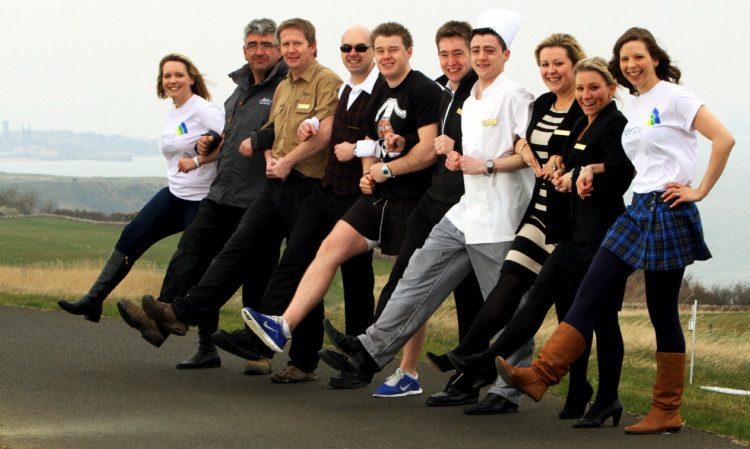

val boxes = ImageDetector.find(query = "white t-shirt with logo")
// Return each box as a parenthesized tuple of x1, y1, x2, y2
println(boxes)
(621, 81, 703, 194)
(160, 94, 225, 200)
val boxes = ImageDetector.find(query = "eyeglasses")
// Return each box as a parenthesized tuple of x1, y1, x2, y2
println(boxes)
(340, 44, 371, 53)
(245, 42, 277, 51)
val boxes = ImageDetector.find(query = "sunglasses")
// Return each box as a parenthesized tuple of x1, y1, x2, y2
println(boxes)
(340, 44, 371, 53)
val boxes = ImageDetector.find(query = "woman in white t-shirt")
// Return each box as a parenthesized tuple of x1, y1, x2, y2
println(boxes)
(59, 54, 224, 327)
(494, 28, 734, 435)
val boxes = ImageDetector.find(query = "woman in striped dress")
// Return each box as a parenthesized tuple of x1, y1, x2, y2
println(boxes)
(429, 34, 600, 418)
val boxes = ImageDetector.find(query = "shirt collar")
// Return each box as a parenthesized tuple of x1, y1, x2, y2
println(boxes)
(340, 64, 380, 97)
(288, 58, 320, 83)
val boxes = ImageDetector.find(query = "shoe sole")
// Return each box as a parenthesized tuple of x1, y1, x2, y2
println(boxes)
(373, 388, 423, 398)
(317, 350, 372, 384)
(426, 397, 479, 407)
(328, 378, 369, 389)
(270, 374, 317, 383)
(117, 301, 164, 348)
(175, 359, 221, 370)
(242, 309, 284, 353)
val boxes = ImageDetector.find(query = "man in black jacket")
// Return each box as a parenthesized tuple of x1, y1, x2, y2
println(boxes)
(118, 18, 288, 369)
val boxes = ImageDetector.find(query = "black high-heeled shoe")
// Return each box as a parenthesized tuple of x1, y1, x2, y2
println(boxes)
(426, 352, 454, 372)
(573, 398, 623, 428)
(446, 351, 497, 387)
(558, 381, 594, 419)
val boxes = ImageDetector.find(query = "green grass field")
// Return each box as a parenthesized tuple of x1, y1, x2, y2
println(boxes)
(1, 216, 748, 443)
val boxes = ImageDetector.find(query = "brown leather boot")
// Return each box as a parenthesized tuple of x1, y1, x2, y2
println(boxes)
(496, 322, 586, 402)
(625, 352, 685, 434)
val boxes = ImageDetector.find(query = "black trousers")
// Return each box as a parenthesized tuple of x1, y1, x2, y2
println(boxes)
(157, 198, 250, 335)
(374, 193, 483, 342)
(171, 174, 315, 327)
(255, 184, 375, 372)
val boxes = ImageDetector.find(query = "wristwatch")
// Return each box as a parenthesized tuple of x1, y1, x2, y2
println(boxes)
(485, 159, 494, 175)
(193, 156, 201, 168)
(381, 163, 394, 179)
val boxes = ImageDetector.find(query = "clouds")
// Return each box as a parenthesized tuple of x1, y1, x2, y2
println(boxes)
(1, 0, 745, 139)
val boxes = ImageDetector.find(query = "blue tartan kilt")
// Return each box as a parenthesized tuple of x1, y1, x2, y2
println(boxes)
(601, 191, 711, 271)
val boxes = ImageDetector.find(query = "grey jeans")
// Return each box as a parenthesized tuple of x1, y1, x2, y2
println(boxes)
(360, 216, 534, 404)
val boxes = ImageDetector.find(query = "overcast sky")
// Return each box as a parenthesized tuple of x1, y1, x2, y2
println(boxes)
(2, 0, 747, 140)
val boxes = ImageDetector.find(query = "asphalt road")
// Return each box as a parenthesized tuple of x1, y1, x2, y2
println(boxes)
(0, 304, 744, 449)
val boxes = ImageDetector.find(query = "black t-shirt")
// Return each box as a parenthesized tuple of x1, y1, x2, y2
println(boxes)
(365, 70, 441, 200)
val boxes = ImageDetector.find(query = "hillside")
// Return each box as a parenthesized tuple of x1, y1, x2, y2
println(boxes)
(0, 172, 167, 215)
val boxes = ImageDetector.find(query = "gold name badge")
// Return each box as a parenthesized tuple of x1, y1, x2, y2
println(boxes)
(574, 143, 587, 150)
(296, 103, 311, 111)
(457, 108, 462, 116)
(554, 129, 571, 136)
(482, 119, 498, 126)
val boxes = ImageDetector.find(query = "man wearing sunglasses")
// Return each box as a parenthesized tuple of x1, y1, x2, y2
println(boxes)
(241, 22, 444, 379)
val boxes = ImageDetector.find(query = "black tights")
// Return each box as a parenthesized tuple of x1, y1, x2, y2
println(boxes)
(564, 248, 685, 353)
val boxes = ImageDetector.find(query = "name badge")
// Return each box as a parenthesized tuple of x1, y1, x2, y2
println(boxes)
(457, 108, 462, 116)
(574, 143, 587, 150)
(482, 119, 498, 126)
(296, 103, 311, 111)
(554, 129, 570, 136)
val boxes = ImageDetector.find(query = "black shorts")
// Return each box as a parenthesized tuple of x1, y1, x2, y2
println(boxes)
(341, 195, 419, 256)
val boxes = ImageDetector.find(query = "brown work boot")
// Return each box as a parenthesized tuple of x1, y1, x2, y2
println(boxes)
(270, 365, 316, 383)
(142, 295, 188, 336)
(244, 356, 273, 375)
(625, 352, 685, 434)
(496, 322, 586, 402)
(117, 299, 165, 347)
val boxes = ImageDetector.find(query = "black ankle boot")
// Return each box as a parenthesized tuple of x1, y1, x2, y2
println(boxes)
(58, 250, 131, 322)
(177, 328, 221, 369)
(559, 380, 594, 419)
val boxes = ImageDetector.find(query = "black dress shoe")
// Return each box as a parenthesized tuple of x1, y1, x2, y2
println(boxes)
(426, 385, 479, 406)
(322, 318, 360, 356)
(463, 393, 519, 415)
(426, 352, 455, 373)
(176, 348, 221, 369)
(211, 329, 263, 361)
(318, 346, 378, 384)
(329, 370, 369, 389)
(573, 398, 623, 428)
(447, 351, 497, 387)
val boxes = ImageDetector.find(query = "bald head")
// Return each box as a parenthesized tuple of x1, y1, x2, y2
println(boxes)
(340, 25, 375, 82)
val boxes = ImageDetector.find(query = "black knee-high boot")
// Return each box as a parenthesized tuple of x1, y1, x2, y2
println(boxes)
(58, 249, 131, 322)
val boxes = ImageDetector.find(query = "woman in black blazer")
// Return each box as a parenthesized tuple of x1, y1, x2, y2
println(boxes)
(448, 57, 634, 428)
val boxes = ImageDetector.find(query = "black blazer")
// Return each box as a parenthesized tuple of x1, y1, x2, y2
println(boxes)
(547, 101, 634, 244)
(517, 92, 585, 239)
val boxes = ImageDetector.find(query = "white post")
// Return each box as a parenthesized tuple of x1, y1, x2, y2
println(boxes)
(688, 300, 697, 384)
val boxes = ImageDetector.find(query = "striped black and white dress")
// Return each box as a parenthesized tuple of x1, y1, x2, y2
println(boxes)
(501, 104, 569, 281)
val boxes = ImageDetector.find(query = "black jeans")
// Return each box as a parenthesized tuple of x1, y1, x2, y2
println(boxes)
(171, 174, 315, 326)
(255, 184, 375, 372)
(374, 193, 483, 341)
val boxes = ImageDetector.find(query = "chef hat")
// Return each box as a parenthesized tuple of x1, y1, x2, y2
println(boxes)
(475, 9, 523, 49)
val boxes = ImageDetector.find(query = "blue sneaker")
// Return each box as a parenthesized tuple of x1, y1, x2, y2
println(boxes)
(372, 368, 422, 398)
(242, 307, 288, 353)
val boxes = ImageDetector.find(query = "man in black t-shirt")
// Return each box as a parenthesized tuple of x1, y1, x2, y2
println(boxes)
(241, 22, 442, 359)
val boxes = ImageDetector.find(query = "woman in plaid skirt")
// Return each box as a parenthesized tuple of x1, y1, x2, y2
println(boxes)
(495, 27, 734, 435)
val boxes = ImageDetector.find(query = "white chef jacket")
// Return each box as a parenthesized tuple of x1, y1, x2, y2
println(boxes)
(445, 73, 534, 244)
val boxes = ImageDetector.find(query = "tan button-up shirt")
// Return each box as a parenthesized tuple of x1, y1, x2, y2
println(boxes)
(264, 59, 342, 179)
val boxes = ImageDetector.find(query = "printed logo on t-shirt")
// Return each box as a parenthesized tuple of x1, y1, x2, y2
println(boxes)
(646, 108, 661, 127)
(176, 122, 188, 136)
(375, 98, 407, 138)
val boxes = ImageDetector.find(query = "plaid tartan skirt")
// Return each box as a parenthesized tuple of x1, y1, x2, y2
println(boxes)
(601, 191, 711, 271)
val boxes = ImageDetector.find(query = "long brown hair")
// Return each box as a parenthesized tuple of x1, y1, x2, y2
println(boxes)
(156, 53, 211, 101)
(608, 27, 681, 96)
